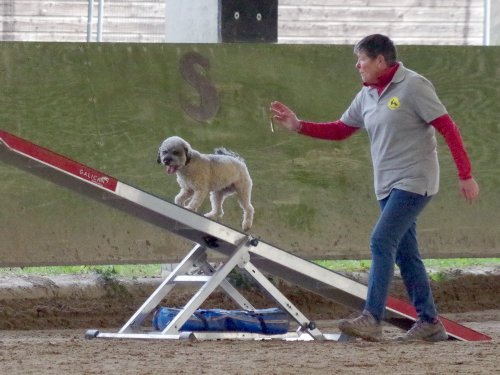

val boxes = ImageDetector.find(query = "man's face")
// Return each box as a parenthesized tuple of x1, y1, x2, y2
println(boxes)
(355, 51, 386, 84)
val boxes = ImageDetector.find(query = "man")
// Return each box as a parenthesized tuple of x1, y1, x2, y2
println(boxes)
(270, 34, 479, 341)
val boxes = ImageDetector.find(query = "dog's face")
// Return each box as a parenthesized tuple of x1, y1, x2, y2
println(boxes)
(157, 136, 192, 174)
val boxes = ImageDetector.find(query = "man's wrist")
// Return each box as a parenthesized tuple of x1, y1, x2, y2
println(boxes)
(296, 120, 303, 132)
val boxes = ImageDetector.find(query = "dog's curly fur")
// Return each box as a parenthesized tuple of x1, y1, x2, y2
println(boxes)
(157, 136, 254, 232)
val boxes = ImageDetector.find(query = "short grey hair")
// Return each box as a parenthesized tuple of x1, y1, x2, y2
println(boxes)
(354, 34, 398, 66)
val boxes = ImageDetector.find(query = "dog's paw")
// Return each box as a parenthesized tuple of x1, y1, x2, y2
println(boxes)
(204, 211, 222, 220)
(242, 222, 252, 232)
(185, 204, 199, 212)
(204, 212, 216, 220)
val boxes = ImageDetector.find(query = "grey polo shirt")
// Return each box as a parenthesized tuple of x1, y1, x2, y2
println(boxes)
(340, 63, 447, 200)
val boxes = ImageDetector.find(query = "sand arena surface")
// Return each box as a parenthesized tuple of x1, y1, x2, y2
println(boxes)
(0, 269, 499, 374)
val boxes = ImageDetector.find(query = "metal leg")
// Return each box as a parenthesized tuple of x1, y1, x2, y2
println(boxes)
(242, 260, 325, 340)
(161, 237, 252, 335)
(119, 243, 207, 333)
(198, 260, 255, 311)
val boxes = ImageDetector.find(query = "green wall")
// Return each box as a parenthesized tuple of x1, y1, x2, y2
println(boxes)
(0, 42, 499, 266)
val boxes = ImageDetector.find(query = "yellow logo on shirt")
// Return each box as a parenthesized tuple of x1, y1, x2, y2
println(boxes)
(388, 96, 400, 110)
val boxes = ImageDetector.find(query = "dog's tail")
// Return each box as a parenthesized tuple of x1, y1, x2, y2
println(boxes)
(214, 147, 245, 162)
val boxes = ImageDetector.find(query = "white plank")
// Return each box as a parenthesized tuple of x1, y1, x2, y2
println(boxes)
(278, 6, 483, 22)
(278, 35, 483, 45)
(281, 0, 483, 7)
(279, 21, 483, 35)
(0, 31, 165, 43)
(2, 1, 164, 17)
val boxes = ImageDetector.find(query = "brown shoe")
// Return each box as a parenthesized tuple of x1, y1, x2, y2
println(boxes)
(397, 319, 448, 342)
(338, 310, 382, 342)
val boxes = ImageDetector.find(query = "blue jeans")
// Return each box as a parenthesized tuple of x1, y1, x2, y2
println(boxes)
(365, 188, 438, 323)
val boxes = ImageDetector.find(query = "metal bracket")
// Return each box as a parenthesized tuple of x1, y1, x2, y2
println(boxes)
(86, 235, 333, 341)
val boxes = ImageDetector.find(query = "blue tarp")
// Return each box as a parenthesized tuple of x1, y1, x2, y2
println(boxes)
(152, 307, 289, 334)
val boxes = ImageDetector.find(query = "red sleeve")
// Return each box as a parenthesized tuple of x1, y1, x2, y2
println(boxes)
(430, 114, 472, 180)
(298, 120, 359, 140)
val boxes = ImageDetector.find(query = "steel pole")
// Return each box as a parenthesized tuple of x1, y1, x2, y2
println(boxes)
(87, 0, 94, 42)
(484, 0, 490, 45)
(97, 0, 104, 42)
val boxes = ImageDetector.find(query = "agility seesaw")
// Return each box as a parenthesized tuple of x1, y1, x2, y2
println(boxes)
(0, 129, 491, 342)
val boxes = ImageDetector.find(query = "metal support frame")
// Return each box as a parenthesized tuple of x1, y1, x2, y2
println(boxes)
(0, 130, 492, 342)
(87, 237, 334, 341)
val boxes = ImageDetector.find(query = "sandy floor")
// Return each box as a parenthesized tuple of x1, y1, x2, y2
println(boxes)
(1, 270, 499, 374)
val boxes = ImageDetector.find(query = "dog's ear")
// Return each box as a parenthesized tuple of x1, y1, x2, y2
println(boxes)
(184, 145, 191, 165)
(156, 150, 161, 164)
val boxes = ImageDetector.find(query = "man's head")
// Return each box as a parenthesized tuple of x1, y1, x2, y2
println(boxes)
(354, 34, 397, 66)
(353, 34, 397, 84)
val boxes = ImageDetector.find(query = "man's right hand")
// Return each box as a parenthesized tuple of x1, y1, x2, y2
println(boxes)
(269, 101, 301, 132)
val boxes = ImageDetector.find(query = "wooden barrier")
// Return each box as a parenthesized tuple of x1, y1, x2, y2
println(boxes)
(0, 42, 499, 266)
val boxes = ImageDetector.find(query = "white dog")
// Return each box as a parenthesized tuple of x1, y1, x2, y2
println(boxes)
(157, 136, 254, 232)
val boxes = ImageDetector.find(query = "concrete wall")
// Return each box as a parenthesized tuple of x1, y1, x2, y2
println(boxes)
(1, 43, 499, 266)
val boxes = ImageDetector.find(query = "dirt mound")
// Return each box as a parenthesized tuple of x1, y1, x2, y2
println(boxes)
(1, 270, 500, 331)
